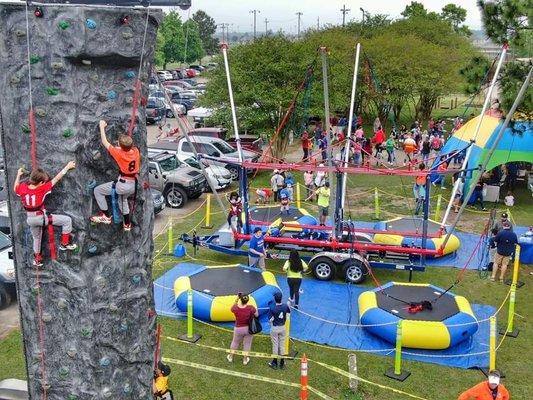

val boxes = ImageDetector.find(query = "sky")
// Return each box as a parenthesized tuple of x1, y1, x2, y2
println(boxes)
(173, 0, 483, 34)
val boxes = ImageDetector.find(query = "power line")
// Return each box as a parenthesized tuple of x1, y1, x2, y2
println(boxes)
(296, 11, 303, 38)
(250, 9, 260, 39)
(340, 4, 350, 27)
(218, 23, 230, 43)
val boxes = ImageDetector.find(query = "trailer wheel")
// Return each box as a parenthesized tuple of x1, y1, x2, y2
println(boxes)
(310, 257, 337, 281)
(344, 259, 367, 284)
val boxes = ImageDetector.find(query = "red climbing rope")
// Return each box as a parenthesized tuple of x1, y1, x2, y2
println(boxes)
(154, 324, 162, 370)
(127, 79, 142, 137)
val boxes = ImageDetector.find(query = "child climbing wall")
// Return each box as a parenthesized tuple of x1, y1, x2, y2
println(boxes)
(0, 3, 161, 399)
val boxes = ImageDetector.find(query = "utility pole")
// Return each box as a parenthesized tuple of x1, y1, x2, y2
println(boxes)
(296, 11, 303, 38)
(359, 7, 366, 24)
(317, 16, 320, 30)
(219, 23, 229, 43)
(250, 9, 260, 39)
(340, 4, 350, 27)
(264, 18, 269, 36)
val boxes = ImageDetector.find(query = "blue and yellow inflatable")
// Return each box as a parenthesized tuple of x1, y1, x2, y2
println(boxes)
(358, 282, 478, 349)
(174, 264, 281, 322)
(373, 217, 460, 257)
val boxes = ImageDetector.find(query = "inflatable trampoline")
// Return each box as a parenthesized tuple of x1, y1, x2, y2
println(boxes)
(174, 264, 281, 322)
(373, 217, 460, 257)
(248, 205, 315, 234)
(358, 282, 478, 349)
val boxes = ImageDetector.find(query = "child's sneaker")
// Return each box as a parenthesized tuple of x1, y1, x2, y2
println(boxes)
(90, 212, 112, 224)
(123, 223, 132, 232)
(59, 243, 78, 251)
(33, 254, 43, 267)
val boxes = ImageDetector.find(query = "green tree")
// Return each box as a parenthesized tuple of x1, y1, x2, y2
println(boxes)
(460, 55, 492, 94)
(182, 20, 205, 63)
(192, 10, 219, 55)
(477, 0, 532, 115)
(441, 4, 471, 35)
(401, 1, 428, 18)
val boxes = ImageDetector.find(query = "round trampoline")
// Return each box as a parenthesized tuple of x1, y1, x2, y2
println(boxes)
(358, 282, 478, 349)
(373, 217, 460, 257)
(247, 205, 313, 234)
(174, 264, 281, 322)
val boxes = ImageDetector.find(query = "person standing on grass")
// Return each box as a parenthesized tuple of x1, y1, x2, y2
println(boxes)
(352, 138, 362, 166)
(270, 169, 284, 202)
(248, 227, 267, 270)
(282, 249, 308, 309)
(470, 180, 487, 211)
(268, 292, 290, 370)
(421, 137, 431, 164)
(413, 163, 426, 216)
(304, 171, 315, 202)
(301, 130, 312, 162)
(403, 134, 416, 165)
(228, 293, 258, 366)
(491, 222, 518, 283)
(372, 125, 386, 160)
(385, 135, 396, 165)
(307, 181, 330, 226)
(457, 369, 509, 400)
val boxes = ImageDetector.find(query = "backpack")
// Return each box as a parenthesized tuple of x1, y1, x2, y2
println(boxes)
(431, 137, 441, 150)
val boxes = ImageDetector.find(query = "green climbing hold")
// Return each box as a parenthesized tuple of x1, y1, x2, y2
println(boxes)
(80, 327, 92, 337)
(30, 55, 42, 64)
(46, 87, 60, 96)
(21, 124, 31, 134)
(63, 128, 74, 138)
(58, 21, 70, 30)
(67, 395, 78, 400)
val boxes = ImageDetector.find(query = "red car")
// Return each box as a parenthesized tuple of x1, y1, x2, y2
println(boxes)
(185, 68, 197, 78)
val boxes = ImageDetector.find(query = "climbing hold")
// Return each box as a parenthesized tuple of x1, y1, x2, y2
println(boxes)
(119, 322, 128, 332)
(81, 59, 92, 66)
(35, 108, 47, 117)
(140, 96, 147, 106)
(87, 244, 98, 255)
(85, 18, 97, 29)
(99, 357, 111, 367)
(31, 286, 40, 296)
(58, 21, 70, 30)
(125, 96, 133, 105)
(10, 75, 20, 85)
(131, 275, 141, 285)
(66, 348, 77, 358)
(125, 70, 136, 79)
(30, 55, 42, 64)
(15, 29, 26, 37)
(101, 388, 112, 399)
(46, 87, 60, 96)
(80, 327, 92, 337)
(62, 128, 74, 138)
(118, 15, 129, 25)
(109, 303, 118, 312)
(42, 313, 52, 322)
(123, 384, 132, 394)
(121, 30, 133, 40)
(34, 7, 43, 18)
(59, 366, 69, 379)
(57, 298, 68, 310)
(147, 308, 156, 318)
(95, 276, 106, 290)
(107, 90, 117, 100)
(67, 395, 78, 400)
(21, 124, 31, 134)
(89, 73, 99, 82)
(143, 181, 150, 190)
(91, 150, 101, 160)
(51, 61, 64, 70)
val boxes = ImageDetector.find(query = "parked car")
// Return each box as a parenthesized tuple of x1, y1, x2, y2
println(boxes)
(173, 136, 258, 180)
(186, 127, 263, 152)
(150, 91, 186, 118)
(185, 68, 197, 78)
(0, 231, 15, 309)
(151, 188, 165, 215)
(181, 79, 206, 91)
(170, 69, 185, 80)
(157, 70, 173, 81)
(148, 144, 232, 191)
(146, 97, 166, 124)
(206, 62, 218, 69)
(148, 152, 206, 208)
(0, 179, 10, 235)
(189, 64, 205, 72)
(169, 92, 195, 111)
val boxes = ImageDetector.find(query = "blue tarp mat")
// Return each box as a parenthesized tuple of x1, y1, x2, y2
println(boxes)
(154, 263, 494, 369)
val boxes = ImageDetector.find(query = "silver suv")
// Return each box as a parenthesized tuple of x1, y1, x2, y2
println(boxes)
(148, 152, 206, 208)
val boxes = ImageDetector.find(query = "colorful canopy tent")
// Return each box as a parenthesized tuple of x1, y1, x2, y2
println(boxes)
(440, 115, 532, 189)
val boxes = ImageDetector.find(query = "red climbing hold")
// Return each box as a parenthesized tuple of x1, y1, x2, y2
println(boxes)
(147, 308, 156, 318)
(143, 181, 150, 190)
(119, 15, 129, 25)
(140, 96, 147, 107)
(34, 7, 44, 18)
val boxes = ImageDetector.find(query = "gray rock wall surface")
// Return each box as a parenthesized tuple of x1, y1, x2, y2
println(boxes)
(0, 3, 161, 399)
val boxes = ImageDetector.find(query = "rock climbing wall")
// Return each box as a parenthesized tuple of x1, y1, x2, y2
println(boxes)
(0, 3, 161, 399)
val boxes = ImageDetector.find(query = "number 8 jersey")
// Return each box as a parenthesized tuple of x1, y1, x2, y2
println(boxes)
(15, 181, 53, 211)
(108, 145, 140, 177)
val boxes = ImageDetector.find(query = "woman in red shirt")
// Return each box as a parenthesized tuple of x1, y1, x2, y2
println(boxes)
(227, 293, 258, 365)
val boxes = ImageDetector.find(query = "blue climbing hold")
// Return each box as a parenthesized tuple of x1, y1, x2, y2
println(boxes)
(131, 275, 141, 285)
(120, 322, 128, 332)
(99, 357, 110, 367)
(87, 244, 98, 255)
(174, 244, 186, 257)
(86, 18, 97, 29)
(125, 70, 136, 79)
(107, 90, 117, 100)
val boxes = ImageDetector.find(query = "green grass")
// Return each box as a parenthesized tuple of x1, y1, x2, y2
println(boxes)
(1, 172, 532, 399)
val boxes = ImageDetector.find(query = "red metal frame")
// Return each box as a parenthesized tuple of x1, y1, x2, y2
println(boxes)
(234, 232, 442, 256)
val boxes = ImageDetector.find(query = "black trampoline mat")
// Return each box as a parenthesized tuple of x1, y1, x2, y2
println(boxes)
(250, 206, 305, 223)
(386, 217, 442, 235)
(190, 267, 266, 296)
(376, 285, 459, 321)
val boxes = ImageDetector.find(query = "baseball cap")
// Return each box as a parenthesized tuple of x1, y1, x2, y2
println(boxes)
(253, 227, 263, 234)
(488, 370, 500, 385)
